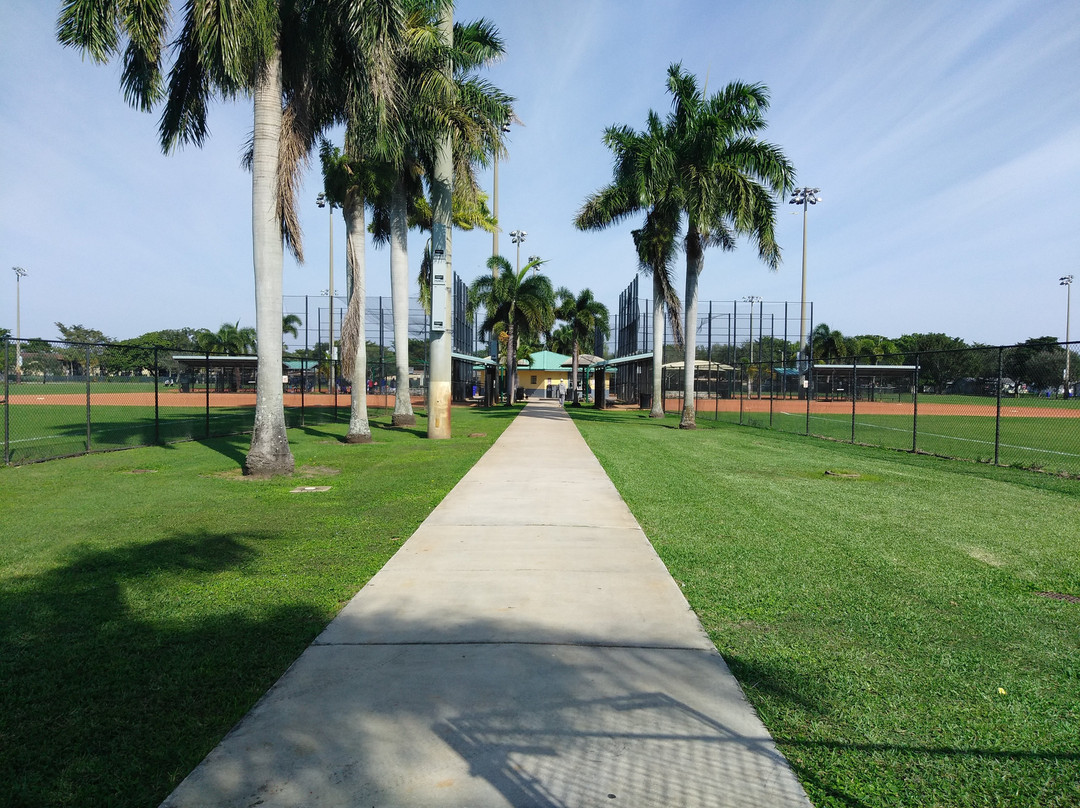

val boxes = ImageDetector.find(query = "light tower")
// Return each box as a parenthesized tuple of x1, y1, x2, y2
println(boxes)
(789, 187, 821, 363)
(12, 266, 27, 381)
(1062, 274, 1074, 397)
(509, 229, 527, 272)
(316, 193, 339, 393)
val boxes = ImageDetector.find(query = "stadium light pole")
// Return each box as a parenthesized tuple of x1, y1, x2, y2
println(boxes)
(743, 295, 761, 396)
(488, 122, 511, 406)
(316, 193, 338, 394)
(789, 187, 821, 365)
(510, 229, 526, 272)
(491, 123, 512, 271)
(12, 263, 26, 380)
(1063, 274, 1074, 397)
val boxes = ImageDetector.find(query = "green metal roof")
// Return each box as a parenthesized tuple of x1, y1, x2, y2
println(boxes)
(523, 350, 573, 371)
(597, 352, 653, 367)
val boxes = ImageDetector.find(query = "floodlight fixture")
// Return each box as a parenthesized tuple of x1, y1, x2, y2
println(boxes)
(790, 187, 822, 363)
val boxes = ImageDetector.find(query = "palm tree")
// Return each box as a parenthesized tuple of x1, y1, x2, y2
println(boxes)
(369, 4, 511, 427)
(57, 0, 404, 474)
(319, 138, 396, 443)
(198, 321, 256, 391)
(197, 322, 257, 355)
(469, 255, 554, 405)
(575, 110, 684, 419)
(661, 65, 795, 428)
(549, 324, 575, 356)
(812, 323, 848, 363)
(554, 287, 610, 406)
(282, 314, 302, 343)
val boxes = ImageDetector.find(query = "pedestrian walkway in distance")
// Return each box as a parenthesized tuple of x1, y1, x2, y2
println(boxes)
(161, 399, 812, 807)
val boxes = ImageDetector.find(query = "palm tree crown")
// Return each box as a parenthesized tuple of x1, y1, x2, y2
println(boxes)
(662, 64, 795, 427)
(197, 322, 256, 355)
(554, 287, 610, 405)
(575, 101, 684, 417)
(469, 255, 554, 405)
(57, 0, 405, 474)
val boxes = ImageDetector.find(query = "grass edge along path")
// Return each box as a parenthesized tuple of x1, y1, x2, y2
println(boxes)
(0, 406, 518, 808)
(569, 408, 1080, 808)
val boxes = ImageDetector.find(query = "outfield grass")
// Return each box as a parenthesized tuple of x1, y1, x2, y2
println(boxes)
(568, 408, 1080, 808)
(0, 406, 517, 807)
(743, 408, 1080, 475)
(898, 393, 1080, 409)
(2, 402, 356, 465)
(2, 403, 257, 464)
(4, 379, 160, 394)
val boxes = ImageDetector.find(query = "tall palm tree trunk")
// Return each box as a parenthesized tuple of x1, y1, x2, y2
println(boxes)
(245, 53, 295, 476)
(680, 234, 703, 429)
(389, 179, 415, 425)
(651, 273, 666, 417)
(342, 195, 372, 443)
(506, 321, 516, 406)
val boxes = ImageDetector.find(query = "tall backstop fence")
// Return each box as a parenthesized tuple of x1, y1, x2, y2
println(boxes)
(283, 286, 486, 404)
(642, 342, 1080, 475)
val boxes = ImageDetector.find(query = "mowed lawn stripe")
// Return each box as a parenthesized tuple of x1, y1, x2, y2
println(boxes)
(0, 406, 517, 807)
(570, 408, 1080, 808)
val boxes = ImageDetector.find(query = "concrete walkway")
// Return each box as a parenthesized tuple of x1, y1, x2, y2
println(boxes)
(162, 400, 812, 808)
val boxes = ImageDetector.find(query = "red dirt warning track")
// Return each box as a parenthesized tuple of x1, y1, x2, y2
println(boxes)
(5, 391, 424, 409)
(6, 392, 1080, 418)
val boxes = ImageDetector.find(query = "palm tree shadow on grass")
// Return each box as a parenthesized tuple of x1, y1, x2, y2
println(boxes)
(293, 423, 346, 441)
(0, 530, 327, 808)
(372, 419, 426, 438)
(196, 433, 250, 465)
(565, 409, 674, 428)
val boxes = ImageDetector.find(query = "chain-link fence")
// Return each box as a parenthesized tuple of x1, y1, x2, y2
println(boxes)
(643, 342, 1080, 475)
(2, 331, 487, 466)
(283, 286, 486, 404)
(604, 276, 1079, 473)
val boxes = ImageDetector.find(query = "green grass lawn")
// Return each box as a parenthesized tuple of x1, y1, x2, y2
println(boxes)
(4, 379, 161, 394)
(569, 408, 1080, 808)
(0, 406, 517, 808)
(2, 401, 358, 465)
(745, 407, 1080, 475)
(3, 403, 257, 464)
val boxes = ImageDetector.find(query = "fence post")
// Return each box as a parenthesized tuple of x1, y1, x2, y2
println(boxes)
(805, 363, 811, 435)
(994, 347, 1003, 465)
(769, 358, 775, 427)
(851, 357, 857, 444)
(912, 353, 920, 453)
(85, 344, 92, 452)
(204, 352, 211, 438)
(154, 347, 160, 445)
(4, 337, 9, 464)
(739, 362, 745, 424)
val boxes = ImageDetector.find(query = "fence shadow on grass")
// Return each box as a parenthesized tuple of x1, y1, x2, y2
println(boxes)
(725, 653, 1080, 808)
(0, 530, 326, 808)
(156, 610, 811, 808)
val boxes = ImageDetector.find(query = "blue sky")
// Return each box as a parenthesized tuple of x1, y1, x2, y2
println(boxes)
(2, 0, 1078, 346)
